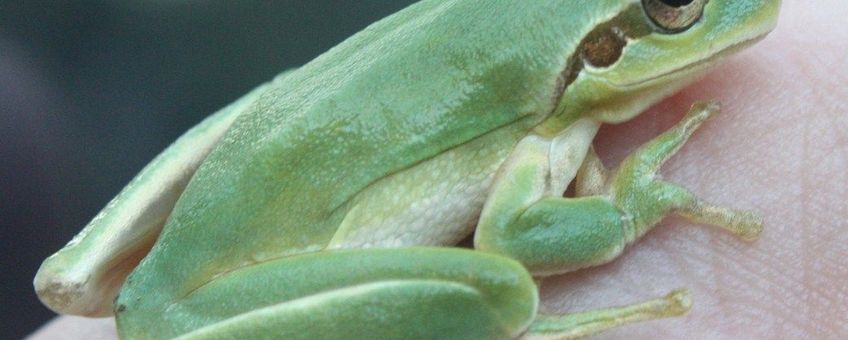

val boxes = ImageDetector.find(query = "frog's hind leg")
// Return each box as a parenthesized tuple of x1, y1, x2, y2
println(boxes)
(115, 248, 540, 340)
(475, 100, 762, 275)
(116, 248, 689, 340)
(118, 247, 693, 340)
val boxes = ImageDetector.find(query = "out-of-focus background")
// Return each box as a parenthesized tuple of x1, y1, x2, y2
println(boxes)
(0, 1, 415, 338)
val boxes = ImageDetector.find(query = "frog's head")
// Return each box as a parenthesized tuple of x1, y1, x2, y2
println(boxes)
(551, 0, 780, 127)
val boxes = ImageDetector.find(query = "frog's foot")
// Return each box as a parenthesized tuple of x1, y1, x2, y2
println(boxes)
(606, 100, 762, 243)
(475, 100, 762, 275)
(521, 288, 692, 340)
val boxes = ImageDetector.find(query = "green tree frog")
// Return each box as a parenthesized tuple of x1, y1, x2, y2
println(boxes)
(34, 0, 780, 338)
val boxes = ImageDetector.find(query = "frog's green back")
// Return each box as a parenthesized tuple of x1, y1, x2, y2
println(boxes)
(136, 1, 628, 294)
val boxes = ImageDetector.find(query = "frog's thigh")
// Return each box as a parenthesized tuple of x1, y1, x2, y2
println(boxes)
(474, 102, 762, 275)
(178, 281, 511, 340)
(173, 249, 694, 340)
(144, 248, 537, 339)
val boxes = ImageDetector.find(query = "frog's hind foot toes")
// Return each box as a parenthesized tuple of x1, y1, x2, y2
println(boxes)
(521, 288, 692, 340)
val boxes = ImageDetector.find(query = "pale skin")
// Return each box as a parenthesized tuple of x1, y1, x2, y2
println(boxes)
(30, 0, 848, 339)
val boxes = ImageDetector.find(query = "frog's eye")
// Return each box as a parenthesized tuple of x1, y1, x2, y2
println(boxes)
(642, 0, 707, 32)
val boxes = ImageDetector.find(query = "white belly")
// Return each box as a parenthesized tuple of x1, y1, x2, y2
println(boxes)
(327, 127, 522, 249)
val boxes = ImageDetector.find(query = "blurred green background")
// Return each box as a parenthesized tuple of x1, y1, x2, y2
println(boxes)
(0, 1, 417, 337)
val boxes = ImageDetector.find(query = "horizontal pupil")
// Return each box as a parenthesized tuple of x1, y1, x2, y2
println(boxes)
(661, 0, 694, 7)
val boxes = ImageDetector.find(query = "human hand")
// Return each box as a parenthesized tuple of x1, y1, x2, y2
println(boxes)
(543, 1, 847, 338)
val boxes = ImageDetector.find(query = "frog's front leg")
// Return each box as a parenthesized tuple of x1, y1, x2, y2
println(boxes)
(476, 101, 762, 274)
(474, 101, 762, 336)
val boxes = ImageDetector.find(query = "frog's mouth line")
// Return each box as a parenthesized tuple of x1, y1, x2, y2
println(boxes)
(615, 32, 770, 89)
